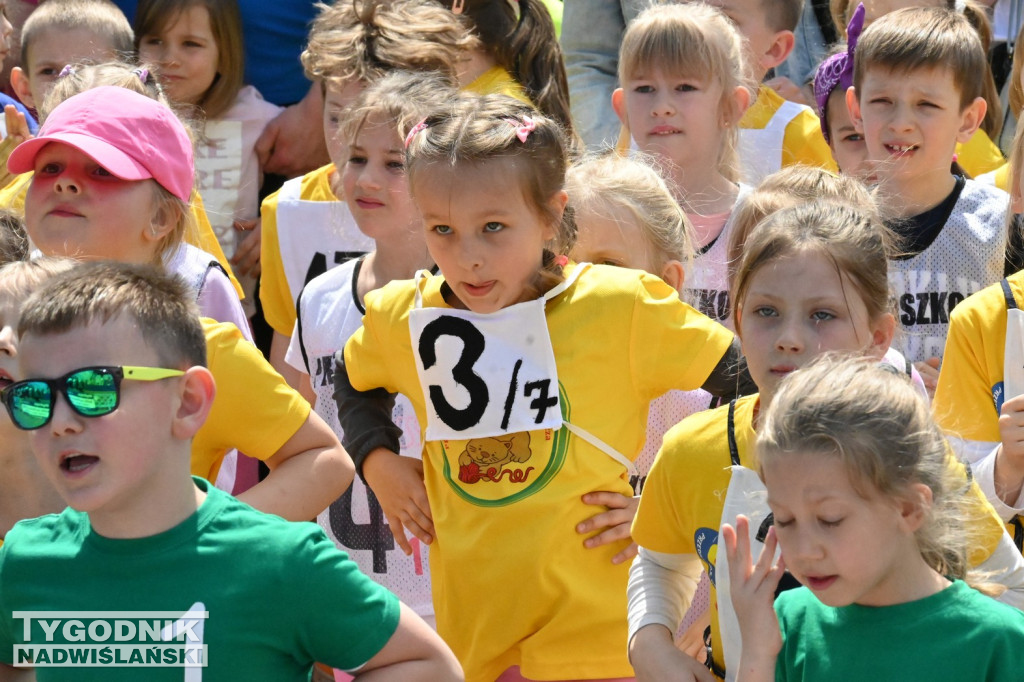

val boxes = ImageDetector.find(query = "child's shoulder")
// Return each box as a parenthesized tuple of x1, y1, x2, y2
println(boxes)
(3, 508, 90, 560)
(958, 178, 1010, 219)
(661, 394, 753, 456)
(220, 84, 284, 123)
(263, 163, 336, 209)
(302, 256, 361, 302)
(567, 262, 679, 304)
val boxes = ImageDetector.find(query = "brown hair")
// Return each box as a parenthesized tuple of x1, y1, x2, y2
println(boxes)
(18, 260, 207, 368)
(759, 354, 984, 583)
(618, 3, 753, 183)
(301, 0, 472, 89)
(765, 0, 805, 32)
(20, 0, 134, 68)
(133, 0, 244, 120)
(0, 258, 77, 302)
(0, 209, 29, 266)
(433, 0, 573, 139)
(727, 166, 877, 287)
(405, 93, 573, 298)
(341, 70, 458, 144)
(732, 200, 893, 335)
(853, 8, 991, 126)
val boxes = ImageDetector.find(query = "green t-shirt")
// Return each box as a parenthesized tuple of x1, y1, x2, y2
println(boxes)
(776, 580, 1024, 681)
(0, 478, 400, 680)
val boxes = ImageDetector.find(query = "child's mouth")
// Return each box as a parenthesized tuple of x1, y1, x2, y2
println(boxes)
(60, 454, 100, 474)
(805, 575, 838, 590)
(885, 144, 918, 156)
(650, 126, 681, 136)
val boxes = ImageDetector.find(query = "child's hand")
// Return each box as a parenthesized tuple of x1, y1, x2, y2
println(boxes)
(232, 218, 261, 277)
(764, 76, 812, 107)
(3, 104, 31, 145)
(577, 491, 639, 564)
(722, 515, 785, 670)
(363, 448, 434, 556)
(630, 625, 716, 682)
(996, 393, 1024, 504)
(914, 357, 941, 400)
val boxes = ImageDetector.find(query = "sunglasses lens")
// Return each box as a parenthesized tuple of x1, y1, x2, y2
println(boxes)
(9, 381, 53, 430)
(66, 369, 118, 417)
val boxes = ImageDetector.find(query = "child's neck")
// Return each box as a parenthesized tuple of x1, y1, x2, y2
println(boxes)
(881, 167, 957, 219)
(357, 238, 433, 304)
(858, 547, 951, 607)
(669, 165, 737, 218)
(89, 472, 205, 540)
(457, 48, 498, 87)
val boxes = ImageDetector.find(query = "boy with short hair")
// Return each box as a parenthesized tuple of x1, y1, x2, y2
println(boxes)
(259, 0, 473, 390)
(847, 7, 1007, 372)
(709, 0, 837, 185)
(0, 261, 463, 681)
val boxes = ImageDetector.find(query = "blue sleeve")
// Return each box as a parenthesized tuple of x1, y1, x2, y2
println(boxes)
(0, 93, 38, 134)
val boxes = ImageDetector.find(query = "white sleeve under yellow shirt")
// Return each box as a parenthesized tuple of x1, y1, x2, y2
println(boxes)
(344, 263, 733, 682)
(738, 86, 837, 182)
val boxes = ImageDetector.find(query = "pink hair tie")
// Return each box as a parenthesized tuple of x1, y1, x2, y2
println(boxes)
(554, 254, 568, 267)
(58, 64, 76, 79)
(405, 119, 428, 148)
(511, 115, 536, 143)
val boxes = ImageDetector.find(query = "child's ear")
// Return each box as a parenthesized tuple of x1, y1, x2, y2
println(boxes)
(611, 88, 628, 127)
(144, 200, 180, 245)
(897, 482, 933, 534)
(171, 366, 216, 440)
(10, 67, 33, 108)
(727, 86, 752, 125)
(660, 259, 686, 295)
(867, 312, 896, 360)
(956, 96, 987, 144)
(543, 189, 569, 242)
(846, 86, 864, 134)
(761, 30, 796, 71)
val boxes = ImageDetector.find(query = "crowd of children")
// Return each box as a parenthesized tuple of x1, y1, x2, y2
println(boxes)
(3, 0, 1024, 680)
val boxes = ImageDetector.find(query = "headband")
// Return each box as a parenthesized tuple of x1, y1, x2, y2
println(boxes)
(813, 3, 866, 142)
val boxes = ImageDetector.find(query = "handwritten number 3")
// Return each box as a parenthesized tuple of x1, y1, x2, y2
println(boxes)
(418, 316, 489, 430)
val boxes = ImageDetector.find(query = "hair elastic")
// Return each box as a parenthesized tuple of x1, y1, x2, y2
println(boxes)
(57, 64, 76, 79)
(509, 115, 536, 143)
(133, 68, 149, 83)
(554, 254, 568, 267)
(451, 0, 465, 14)
(405, 118, 429, 148)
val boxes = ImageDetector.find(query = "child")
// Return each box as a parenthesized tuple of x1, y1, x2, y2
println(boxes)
(0, 258, 73, 542)
(812, 4, 873, 181)
(611, 3, 753, 327)
(10, 86, 350, 520)
(628, 199, 1024, 682)
(9, 0, 133, 113)
(284, 71, 453, 628)
(261, 0, 473, 383)
(0, 260, 463, 681)
(848, 7, 1008, 374)
(135, 0, 282, 308)
(725, 356, 1024, 681)
(708, 0, 836, 184)
(434, 0, 573, 137)
(336, 94, 751, 681)
(933, 121, 1024, 549)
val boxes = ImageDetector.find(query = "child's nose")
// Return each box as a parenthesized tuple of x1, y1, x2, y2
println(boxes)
(775, 320, 804, 353)
(48, 392, 84, 436)
(652, 92, 675, 117)
(0, 324, 16, 356)
(357, 166, 382, 190)
(54, 171, 80, 195)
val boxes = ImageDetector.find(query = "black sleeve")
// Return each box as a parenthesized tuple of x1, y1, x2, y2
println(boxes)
(332, 350, 402, 482)
(699, 337, 757, 401)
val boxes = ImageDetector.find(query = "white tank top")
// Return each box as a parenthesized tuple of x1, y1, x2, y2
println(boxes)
(737, 100, 806, 186)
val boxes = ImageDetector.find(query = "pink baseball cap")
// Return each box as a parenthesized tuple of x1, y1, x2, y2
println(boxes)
(7, 86, 194, 202)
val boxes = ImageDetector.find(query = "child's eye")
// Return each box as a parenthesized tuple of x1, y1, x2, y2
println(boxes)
(91, 166, 114, 178)
(347, 155, 367, 165)
(773, 517, 794, 529)
(676, 83, 698, 92)
(811, 310, 836, 322)
(840, 132, 864, 143)
(386, 160, 405, 171)
(483, 222, 504, 233)
(753, 306, 777, 318)
(820, 518, 843, 528)
(633, 85, 654, 94)
(432, 224, 452, 235)
(184, 40, 203, 48)
(39, 162, 61, 175)
(141, 36, 162, 47)
(37, 67, 58, 78)
(868, 97, 891, 105)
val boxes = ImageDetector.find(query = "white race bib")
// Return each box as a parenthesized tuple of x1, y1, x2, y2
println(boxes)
(1005, 306, 1024, 401)
(408, 268, 581, 441)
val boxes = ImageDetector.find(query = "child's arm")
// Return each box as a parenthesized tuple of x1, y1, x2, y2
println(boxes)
(333, 353, 433, 554)
(577, 491, 639, 564)
(350, 603, 462, 681)
(627, 547, 712, 682)
(0, 664, 35, 681)
(235, 410, 355, 521)
(994, 393, 1024, 508)
(722, 517, 785, 682)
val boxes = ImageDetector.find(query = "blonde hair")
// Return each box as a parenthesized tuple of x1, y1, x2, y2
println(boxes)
(406, 93, 572, 298)
(0, 210, 29, 266)
(617, 3, 753, 183)
(727, 166, 877, 287)
(759, 354, 981, 583)
(1009, 21, 1024, 120)
(134, 0, 245, 120)
(732, 200, 894, 335)
(565, 153, 692, 269)
(39, 61, 199, 265)
(301, 0, 473, 89)
(0, 258, 77, 301)
(20, 0, 134, 67)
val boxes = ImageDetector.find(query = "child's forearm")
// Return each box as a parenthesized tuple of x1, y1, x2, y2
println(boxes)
(734, 652, 777, 682)
(332, 352, 402, 480)
(236, 412, 355, 521)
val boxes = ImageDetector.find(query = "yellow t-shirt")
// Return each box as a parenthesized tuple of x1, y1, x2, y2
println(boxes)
(344, 263, 734, 682)
(934, 272, 1024, 443)
(635, 392, 1007, 676)
(259, 163, 338, 335)
(957, 129, 1006, 179)
(463, 65, 531, 105)
(740, 86, 838, 173)
(0, 172, 243, 299)
(194, 319, 311, 482)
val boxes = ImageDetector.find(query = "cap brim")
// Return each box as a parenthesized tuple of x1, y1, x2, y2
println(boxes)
(7, 132, 152, 181)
